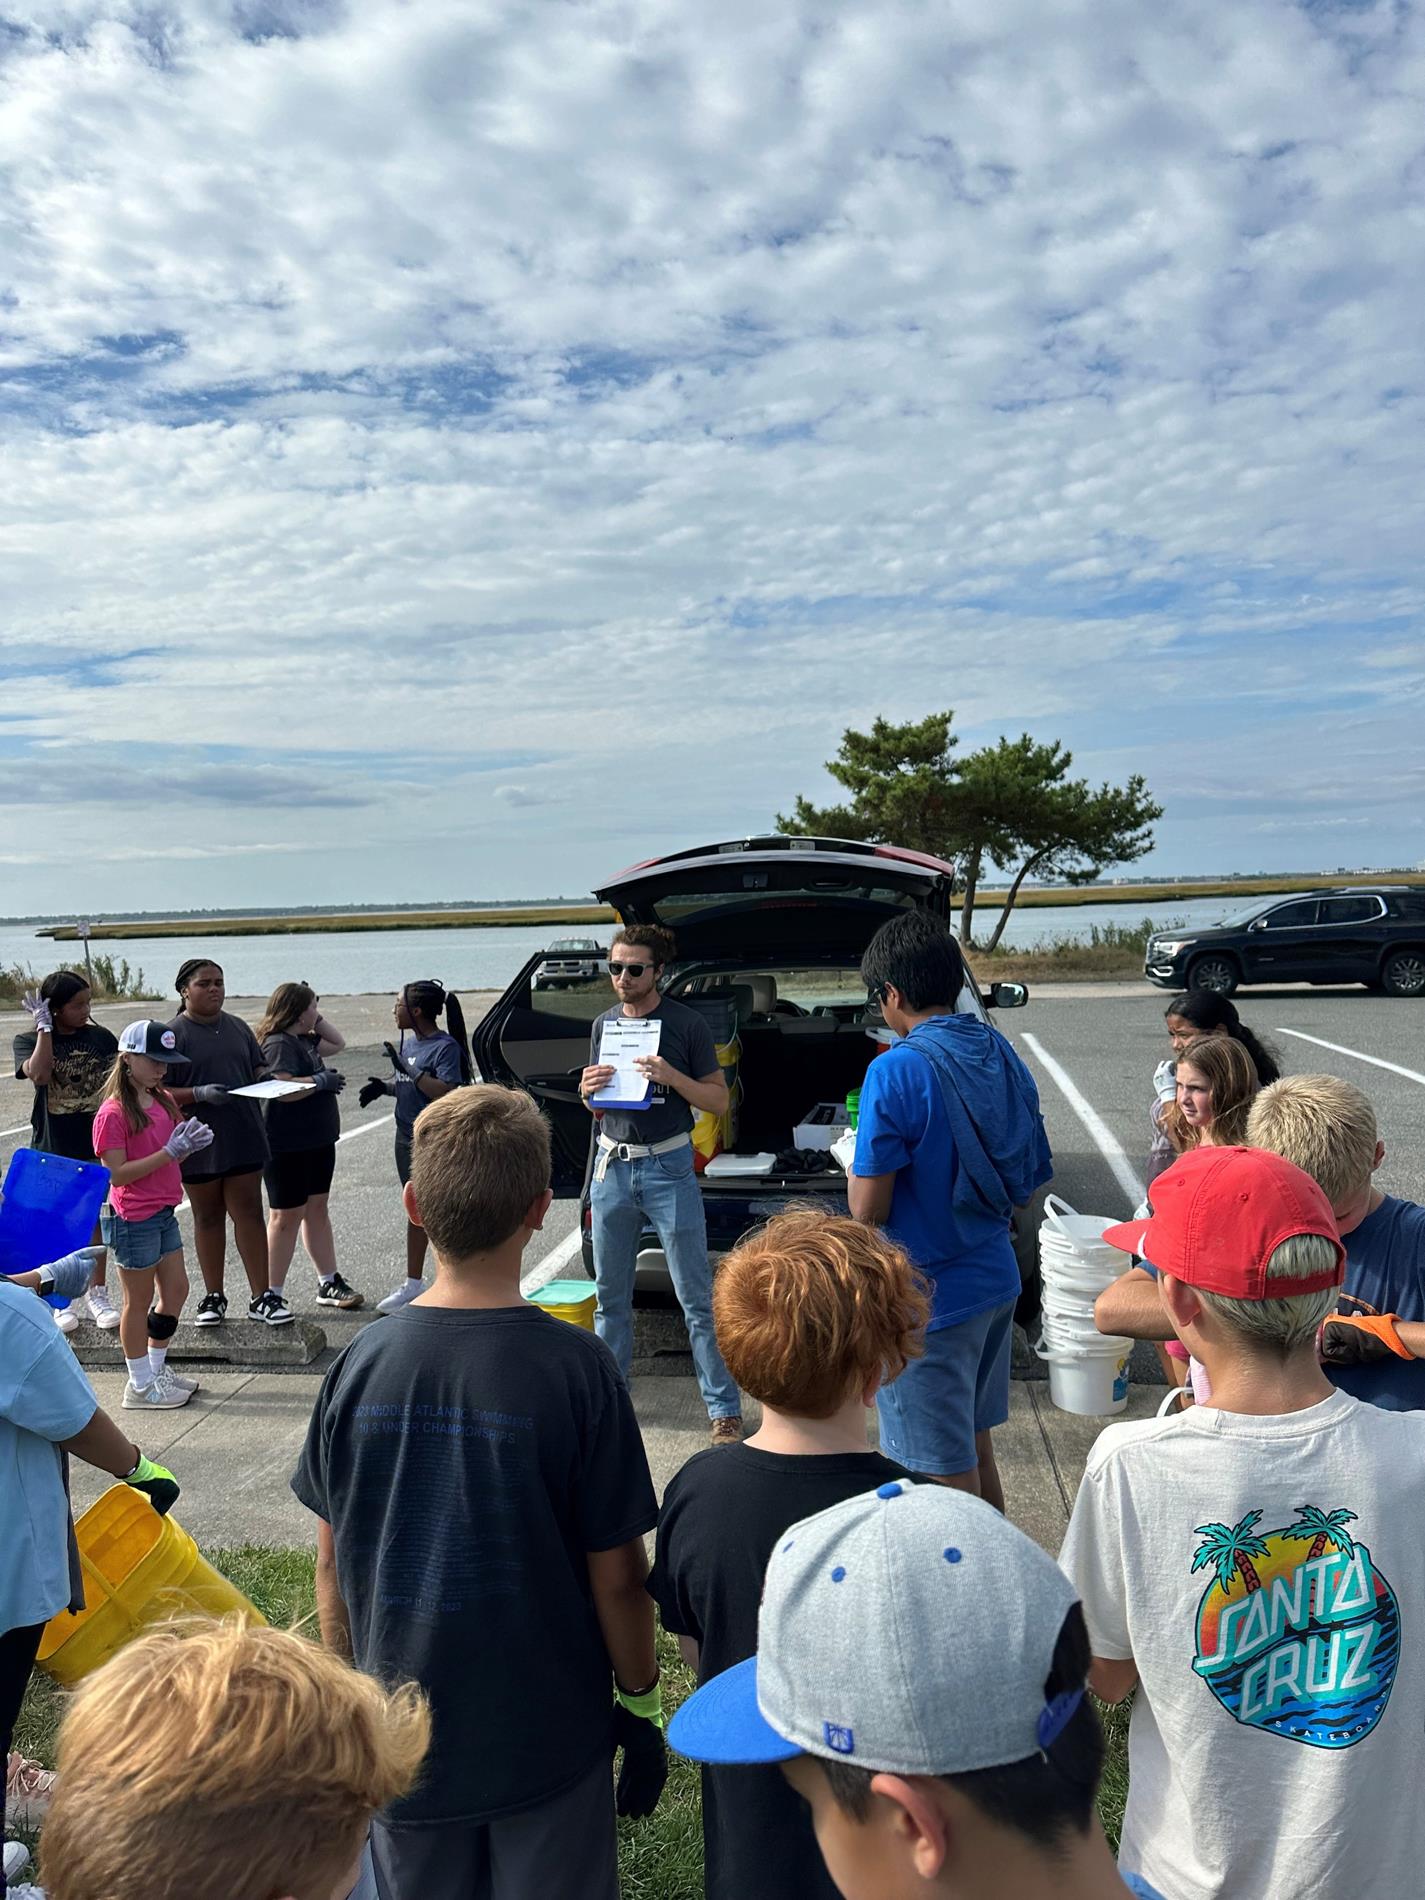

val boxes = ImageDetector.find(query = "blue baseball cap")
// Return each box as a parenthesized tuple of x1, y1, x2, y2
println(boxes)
(669, 1482, 1082, 1776)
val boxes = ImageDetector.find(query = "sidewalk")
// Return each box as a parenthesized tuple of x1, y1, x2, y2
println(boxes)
(73, 1369, 1160, 1556)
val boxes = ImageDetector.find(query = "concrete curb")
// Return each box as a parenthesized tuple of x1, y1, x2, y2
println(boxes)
(67, 1313, 328, 1369)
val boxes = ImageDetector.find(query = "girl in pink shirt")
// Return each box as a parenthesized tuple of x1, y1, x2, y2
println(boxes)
(92, 1022, 215, 1412)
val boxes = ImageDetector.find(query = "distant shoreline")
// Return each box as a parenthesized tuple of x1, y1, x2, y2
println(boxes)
(31, 871, 1423, 941)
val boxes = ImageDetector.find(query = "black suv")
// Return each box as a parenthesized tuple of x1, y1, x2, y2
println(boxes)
(1144, 887, 1425, 997)
(472, 835, 1035, 1275)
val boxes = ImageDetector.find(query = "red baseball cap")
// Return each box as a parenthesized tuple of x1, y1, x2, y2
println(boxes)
(1104, 1147, 1345, 1299)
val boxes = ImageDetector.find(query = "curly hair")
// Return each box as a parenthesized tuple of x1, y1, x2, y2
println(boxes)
(610, 923, 678, 966)
(713, 1205, 930, 1417)
(1162, 1034, 1260, 1152)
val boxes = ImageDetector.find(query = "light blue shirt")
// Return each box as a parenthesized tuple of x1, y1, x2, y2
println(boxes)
(0, 1279, 98, 1633)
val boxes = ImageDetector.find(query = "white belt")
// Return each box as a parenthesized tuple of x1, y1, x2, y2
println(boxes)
(596, 1131, 691, 1163)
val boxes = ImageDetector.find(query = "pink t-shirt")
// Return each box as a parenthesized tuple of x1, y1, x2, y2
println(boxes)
(92, 1096, 183, 1220)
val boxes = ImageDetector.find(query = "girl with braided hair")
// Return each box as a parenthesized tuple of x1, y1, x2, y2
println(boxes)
(364, 980, 472, 1311)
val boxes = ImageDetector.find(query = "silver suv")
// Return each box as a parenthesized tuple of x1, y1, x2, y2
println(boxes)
(532, 937, 603, 991)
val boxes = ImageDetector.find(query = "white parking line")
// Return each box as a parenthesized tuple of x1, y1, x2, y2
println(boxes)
(1021, 1033, 1144, 1209)
(1, 1123, 32, 1139)
(521, 1225, 586, 1295)
(337, 1113, 395, 1143)
(1277, 1028, 1425, 1088)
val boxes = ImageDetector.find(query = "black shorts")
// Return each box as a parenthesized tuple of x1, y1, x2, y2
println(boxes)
(263, 1145, 337, 1210)
(395, 1131, 413, 1187)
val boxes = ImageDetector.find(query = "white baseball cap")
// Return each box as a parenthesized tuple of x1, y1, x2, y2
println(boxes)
(117, 1020, 183, 1062)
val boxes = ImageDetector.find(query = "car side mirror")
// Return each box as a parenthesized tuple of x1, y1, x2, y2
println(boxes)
(987, 982, 1028, 1010)
(1247, 919, 1265, 933)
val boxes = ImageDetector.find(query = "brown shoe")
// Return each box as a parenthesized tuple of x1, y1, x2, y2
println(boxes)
(710, 1416, 744, 1446)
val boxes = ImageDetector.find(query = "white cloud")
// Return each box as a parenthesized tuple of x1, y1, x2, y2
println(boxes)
(1, 0, 1423, 910)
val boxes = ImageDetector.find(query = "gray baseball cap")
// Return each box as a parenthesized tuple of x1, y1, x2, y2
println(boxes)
(669, 1481, 1082, 1775)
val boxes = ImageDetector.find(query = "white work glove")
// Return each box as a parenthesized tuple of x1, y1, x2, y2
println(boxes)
(38, 1246, 106, 1299)
(164, 1117, 216, 1161)
(23, 989, 53, 1034)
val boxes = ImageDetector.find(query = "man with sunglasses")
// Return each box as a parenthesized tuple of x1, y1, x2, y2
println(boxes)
(580, 926, 743, 1443)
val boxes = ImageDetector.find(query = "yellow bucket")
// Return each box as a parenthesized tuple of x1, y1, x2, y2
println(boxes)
(527, 1278, 597, 1330)
(37, 1485, 267, 1686)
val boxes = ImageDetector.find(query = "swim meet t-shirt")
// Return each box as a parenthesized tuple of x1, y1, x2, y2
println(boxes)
(651, 1447, 909, 1900)
(12, 1023, 119, 1161)
(91, 1095, 183, 1220)
(1327, 1196, 1425, 1412)
(852, 1029, 1019, 1328)
(165, 1011, 268, 1176)
(1061, 1389, 1425, 1900)
(291, 1304, 657, 1826)
(260, 1032, 340, 1153)
(590, 998, 719, 1146)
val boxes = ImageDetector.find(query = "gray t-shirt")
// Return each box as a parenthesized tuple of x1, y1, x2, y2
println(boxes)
(590, 998, 718, 1145)
(166, 1010, 269, 1177)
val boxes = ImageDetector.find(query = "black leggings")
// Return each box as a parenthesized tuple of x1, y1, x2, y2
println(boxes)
(1, 1622, 45, 1893)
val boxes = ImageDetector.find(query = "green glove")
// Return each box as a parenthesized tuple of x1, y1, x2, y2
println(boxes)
(616, 1679, 666, 1730)
(124, 1453, 180, 1516)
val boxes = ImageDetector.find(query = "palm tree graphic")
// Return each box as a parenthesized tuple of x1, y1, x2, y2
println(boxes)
(1192, 1510, 1271, 1595)
(1283, 1505, 1358, 1565)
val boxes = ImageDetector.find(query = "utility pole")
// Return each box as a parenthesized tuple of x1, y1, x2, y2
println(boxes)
(76, 919, 94, 988)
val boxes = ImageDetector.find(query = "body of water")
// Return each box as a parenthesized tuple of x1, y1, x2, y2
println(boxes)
(0, 897, 1249, 999)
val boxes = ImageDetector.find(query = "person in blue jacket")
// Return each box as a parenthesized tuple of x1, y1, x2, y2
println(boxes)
(849, 912, 1051, 1508)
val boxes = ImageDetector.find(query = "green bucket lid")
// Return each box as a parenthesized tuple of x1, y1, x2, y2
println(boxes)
(527, 1279, 597, 1307)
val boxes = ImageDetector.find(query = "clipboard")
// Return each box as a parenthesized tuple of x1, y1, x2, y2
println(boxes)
(592, 1016, 662, 1110)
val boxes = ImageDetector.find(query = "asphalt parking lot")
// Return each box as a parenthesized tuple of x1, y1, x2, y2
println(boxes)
(4, 980, 1423, 1345)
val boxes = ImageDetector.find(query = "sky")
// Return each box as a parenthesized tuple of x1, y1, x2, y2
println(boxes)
(3, 0, 1423, 914)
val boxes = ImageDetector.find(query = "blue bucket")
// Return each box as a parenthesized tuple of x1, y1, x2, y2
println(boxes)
(0, 1148, 111, 1309)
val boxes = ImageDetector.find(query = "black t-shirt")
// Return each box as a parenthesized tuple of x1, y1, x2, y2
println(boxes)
(650, 1444, 910, 1900)
(259, 1032, 340, 1153)
(166, 1011, 268, 1175)
(589, 998, 718, 1145)
(12, 1024, 118, 1160)
(291, 1304, 658, 1826)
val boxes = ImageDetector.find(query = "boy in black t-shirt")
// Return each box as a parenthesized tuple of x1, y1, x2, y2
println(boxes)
(650, 1206, 929, 1900)
(292, 1086, 664, 1900)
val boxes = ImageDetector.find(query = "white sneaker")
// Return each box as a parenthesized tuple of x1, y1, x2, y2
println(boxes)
(10, 1884, 47, 1899)
(85, 1284, 121, 1329)
(4, 1840, 31, 1880)
(121, 1373, 191, 1410)
(377, 1278, 425, 1313)
(159, 1368, 200, 1395)
(52, 1306, 78, 1336)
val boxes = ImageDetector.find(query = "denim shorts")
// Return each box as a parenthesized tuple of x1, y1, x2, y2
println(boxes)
(875, 1299, 1016, 1477)
(101, 1206, 183, 1272)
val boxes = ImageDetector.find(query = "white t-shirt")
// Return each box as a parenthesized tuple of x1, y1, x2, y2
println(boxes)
(1060, 1389, 1425, 1900)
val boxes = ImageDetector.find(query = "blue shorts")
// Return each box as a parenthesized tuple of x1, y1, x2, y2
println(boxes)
(876, 1299, 1016, 1477)
(101, 1207, 183, 1272)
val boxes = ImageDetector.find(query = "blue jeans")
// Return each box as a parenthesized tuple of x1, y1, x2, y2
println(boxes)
(876, 1299, 1016, 1477)
(590, 1143, 740, 1419)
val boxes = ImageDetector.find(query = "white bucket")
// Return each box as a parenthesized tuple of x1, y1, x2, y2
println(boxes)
(1048, 1349, 1131, 1417)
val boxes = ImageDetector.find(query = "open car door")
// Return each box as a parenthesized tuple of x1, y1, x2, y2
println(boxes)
(470, 951, 600, 1195)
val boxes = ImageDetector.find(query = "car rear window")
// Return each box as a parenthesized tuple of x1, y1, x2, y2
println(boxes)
(1387, 893, 1425, 921)
(649, 877, 927, 923)
(1318, 897, 1383, 925)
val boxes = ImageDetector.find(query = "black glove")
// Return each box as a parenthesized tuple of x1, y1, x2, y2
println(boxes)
(313, 1069, 346, 1094)
(358, 1077, 389, 1108)
(611, 1700, 667, 1819)
(1319, 1313, 1410, 1365)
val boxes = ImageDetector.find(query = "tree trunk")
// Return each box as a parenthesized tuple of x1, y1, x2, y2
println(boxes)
(982, 851, 1047, 953)
(1308, 1534, 1328, 1562)
(957, 846, 982, 947)
(1239, 1556, 1263, 1594)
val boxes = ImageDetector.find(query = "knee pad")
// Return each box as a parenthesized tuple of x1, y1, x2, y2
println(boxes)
(146, 1310, 179, 1343)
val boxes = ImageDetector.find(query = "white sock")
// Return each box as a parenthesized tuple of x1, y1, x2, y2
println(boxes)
(148, 1343, 169, 1378)
(269, 1278, 286, 1295)
(126, 1355, 154, 1389)
(319, 1274, 337, 1287)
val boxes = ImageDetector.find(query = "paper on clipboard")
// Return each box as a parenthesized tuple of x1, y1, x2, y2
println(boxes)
(229, 1079, 317, 1100)
(592, 1016, 662, 1109)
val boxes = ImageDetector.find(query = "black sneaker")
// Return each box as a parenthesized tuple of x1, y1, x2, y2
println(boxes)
(194, 1292, 228, 1326)
(315, 1274, 364, 1311)
(248, 1289, 294, 1326)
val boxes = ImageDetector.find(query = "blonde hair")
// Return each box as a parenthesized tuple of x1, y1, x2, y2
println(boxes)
(1247, 1075, 1378, 1205)
(410, 1084, 551, 1257)
(103, 1052, 181, 1138)
(1162, 1035, 1258, 1152)
(41, 1618, 429, 1900)
(1195, 1233, 1340, 1354)
(714, 1206, 929, 1416)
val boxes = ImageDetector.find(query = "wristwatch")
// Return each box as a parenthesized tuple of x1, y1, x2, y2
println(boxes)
(37, 1264, 56, 1294)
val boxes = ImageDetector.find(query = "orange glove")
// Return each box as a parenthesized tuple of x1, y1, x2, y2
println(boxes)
(1319, 1313, 1412, 1365)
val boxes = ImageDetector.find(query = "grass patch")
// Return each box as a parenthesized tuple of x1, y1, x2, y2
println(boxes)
(0, 954, 160, 1004)
(14, 1546, 1130, 1888)
(967, 915, 1173, 984)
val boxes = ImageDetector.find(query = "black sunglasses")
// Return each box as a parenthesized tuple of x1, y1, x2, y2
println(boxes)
(608, 960, 654, 977)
